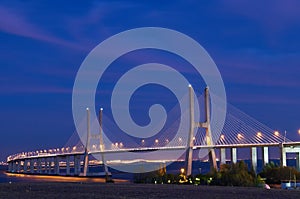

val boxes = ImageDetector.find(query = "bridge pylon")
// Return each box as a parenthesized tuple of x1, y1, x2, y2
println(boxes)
(83, 108, 91, 176)
(185, 86, 217, 177)
(82, 107, 110, 180)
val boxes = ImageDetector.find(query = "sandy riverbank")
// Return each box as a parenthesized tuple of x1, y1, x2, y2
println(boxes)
(1, 182, 300, 199)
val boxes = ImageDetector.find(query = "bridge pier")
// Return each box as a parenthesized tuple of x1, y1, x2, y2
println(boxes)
(45, 158, 49, 174)
(54, 157, 60, 175)
(231, 148, 237, 164)
(280, 144, 287, 167)
(37, 158, 42, 173)
(13, 161, 17, 172)
(220, 148, 226, 165)
(30, 159, 34, 173)
(8, 162, 12, 172)
(17, 160, 21, 173)
(74, 155, 81, 176)
(251, 147, 257, 173)
(48, 158, 53, 174)
(283, 145, 300, 171)
(262, 147, 269, 166)
(66, 156, 70, 175)
(296, 153, 300, 171)
(23, 159, 28, 173)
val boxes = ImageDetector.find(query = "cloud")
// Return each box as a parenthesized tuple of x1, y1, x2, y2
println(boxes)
(228, 92, 300, 105)
(215, 49, 300, 88)
(0, 5, 87, 51)
(0, 84, 72, 94)
(220, 0, 300, 44)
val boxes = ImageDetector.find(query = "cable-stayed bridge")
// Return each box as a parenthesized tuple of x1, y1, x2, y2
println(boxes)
(6, 86, 300, 178)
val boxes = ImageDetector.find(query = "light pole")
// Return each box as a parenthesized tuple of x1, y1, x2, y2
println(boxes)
(284, 130, 287, 143)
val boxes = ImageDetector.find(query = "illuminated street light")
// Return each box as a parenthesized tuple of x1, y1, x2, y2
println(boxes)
(257, 132, 262, 138)
(155, 139, 159, 144)
(274, 131, 280, 137)
(237, 133, 243, 140)
(220, 134, 225, 140)
(298, 129, 300, 135)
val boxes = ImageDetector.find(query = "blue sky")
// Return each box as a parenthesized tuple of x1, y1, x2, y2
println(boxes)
(1, 0, 300, 161)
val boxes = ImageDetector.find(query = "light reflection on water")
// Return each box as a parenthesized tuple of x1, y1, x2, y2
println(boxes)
(0, 171, 128, 183)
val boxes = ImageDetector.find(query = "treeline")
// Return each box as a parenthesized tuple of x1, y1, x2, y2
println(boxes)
(134, 161, 300, 187)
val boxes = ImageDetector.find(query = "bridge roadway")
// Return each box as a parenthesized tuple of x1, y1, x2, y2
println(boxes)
(7, 142, 300, 176)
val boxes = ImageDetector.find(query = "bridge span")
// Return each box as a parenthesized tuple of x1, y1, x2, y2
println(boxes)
(7, 142, 300, 176)
(6, 86, 300, 177)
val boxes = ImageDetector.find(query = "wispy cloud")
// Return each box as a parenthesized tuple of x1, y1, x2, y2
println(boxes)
(0, 84, 72, 94)
(0, 5, 87, 51)
(216, 49, 300, 88)
(220, 0, 300, 47)
(228, 92, 300, 105)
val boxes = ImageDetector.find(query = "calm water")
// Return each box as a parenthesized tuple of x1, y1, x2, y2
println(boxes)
(0, 159, 295, 183)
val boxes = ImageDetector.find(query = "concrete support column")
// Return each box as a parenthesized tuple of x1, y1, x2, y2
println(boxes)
(66, 156, 70, 175)
(280, 144, 287, 167)
(49, 158, 53, 174)
(23, 160, 27, 173)
(37, 158, 42, 174)
(251, 147, 257, 173)
(220, 148, 226, 165)
(44, 158, 48, 174)
(13, 161, 17, 172)
(231, 148, 237, 164)
(54, 157, 60, 175)
(262, 147, 269, 166)
(30, 159, 34, 173)
(41, 158, 44, 173)
(8, 162, 12, 172)
(74, 155, 81, 176)
(17, 160, 21, 172)
(296, 152, 300, 171)
(47, 158, 52, 174)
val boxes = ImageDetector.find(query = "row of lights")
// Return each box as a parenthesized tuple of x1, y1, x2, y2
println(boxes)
(140, 137, 197, 145)
(8, 129, 300, 161)
(219, 129, 300, 140)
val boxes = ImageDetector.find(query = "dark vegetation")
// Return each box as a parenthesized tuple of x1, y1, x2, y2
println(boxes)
(134, 161, 300, 187)
(260, 162, 300, 184)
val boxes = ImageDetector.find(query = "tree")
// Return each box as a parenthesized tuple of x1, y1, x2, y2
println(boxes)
(211, 161, 257, 186)
(260, 163, 300, 184)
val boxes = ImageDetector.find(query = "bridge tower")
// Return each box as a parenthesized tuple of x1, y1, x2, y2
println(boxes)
(83, 108, 91, 176)
(99, 108, 110, 181)
(185, 86, 217, 176)
(83, 107, 110, 179)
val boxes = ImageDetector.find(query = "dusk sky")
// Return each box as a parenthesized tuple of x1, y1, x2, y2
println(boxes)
(1, 1, 300, 162)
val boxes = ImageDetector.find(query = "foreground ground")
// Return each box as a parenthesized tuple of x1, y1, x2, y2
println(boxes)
(1, 182, 300, 199)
